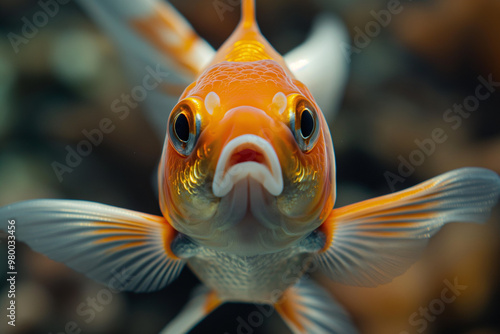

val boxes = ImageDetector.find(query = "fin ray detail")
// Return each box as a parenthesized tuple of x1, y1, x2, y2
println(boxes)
(315, 167, 500, 286)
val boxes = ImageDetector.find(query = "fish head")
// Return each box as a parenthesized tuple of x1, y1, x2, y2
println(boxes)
(158, 0, 336, 254)
(158, 59, 336, 254)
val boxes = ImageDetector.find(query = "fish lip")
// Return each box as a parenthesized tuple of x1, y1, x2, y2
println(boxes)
(213, 135, 283, 197)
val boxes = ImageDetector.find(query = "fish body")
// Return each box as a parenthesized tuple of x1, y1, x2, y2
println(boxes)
(1, 1, 500, 334)
(185, 245, 313, 302)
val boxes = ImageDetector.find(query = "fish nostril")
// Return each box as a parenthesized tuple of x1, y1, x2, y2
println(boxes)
(221, 105, 269, 121)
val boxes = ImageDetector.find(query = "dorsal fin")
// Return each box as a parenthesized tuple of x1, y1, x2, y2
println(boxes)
(209, 0, 290, 69)
(241, 0, 256, 29)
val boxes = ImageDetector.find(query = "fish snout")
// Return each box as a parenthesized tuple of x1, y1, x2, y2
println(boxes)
(212, 106, 284, 197)
(213, 134, 283, 197)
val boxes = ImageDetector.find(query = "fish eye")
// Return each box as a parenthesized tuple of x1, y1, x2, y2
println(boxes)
(300, 108, 315, 139)
(174, 113, 190, 143)
(168, 103, 200, 156)
(292, 98, 320, 152)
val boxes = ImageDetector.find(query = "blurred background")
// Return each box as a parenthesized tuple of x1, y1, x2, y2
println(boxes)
(0, 0, 499, 333)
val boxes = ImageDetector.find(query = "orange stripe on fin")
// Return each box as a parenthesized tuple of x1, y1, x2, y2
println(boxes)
(319, 181, 441, 252)
(163, 221, 179, 260)
(275, 291, 306, 333)
(90, 215, 181, 260)
(108, 241, 147, 253)
(204, 291, 221, 314)
(315, 168, 500, 287)
(275, 279, 357, 333)
(129, 2, 207, 76)
(95, 235, 148, 243)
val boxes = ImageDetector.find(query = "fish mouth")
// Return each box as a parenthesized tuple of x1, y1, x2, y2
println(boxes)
(213, 135, 283, 197)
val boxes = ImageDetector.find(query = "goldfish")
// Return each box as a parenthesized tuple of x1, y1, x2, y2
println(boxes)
(2, 1, 500, 333)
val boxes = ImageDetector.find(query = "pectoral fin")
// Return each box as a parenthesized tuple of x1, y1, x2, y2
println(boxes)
(275, 278, 358, 334)
(315, 167, 500, 286)
(0, 199, 185, 292)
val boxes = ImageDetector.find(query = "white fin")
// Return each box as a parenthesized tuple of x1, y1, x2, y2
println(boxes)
(0, 199, 185, 292)
(315, 167, 500, 287)
(76, 0, 215, 137)
(285, 15, 350, 122)
(160, 285, 222, 334)
(276, 278, 358, 334)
